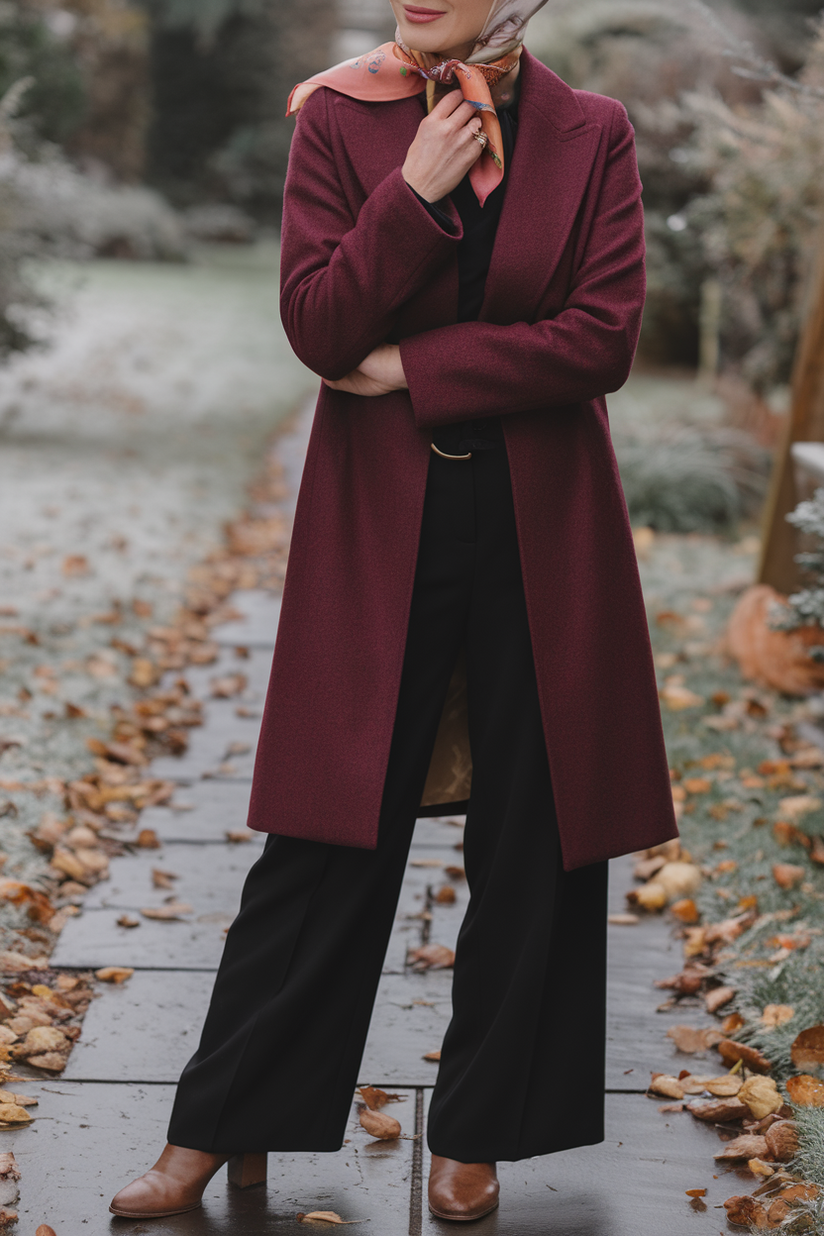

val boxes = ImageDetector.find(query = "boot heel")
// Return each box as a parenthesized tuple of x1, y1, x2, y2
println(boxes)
(227, 1152, 267, 1189)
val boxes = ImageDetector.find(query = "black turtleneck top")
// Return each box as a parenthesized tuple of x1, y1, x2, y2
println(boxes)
(410, 96, 519, 456)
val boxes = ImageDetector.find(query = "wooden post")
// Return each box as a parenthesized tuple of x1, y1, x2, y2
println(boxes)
(759, 236, 824, 594)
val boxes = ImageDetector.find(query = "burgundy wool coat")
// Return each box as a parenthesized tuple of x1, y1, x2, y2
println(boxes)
(247, 49, 679, 871)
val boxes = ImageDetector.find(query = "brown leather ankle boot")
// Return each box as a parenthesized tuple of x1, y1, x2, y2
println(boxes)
(428, 1154, 499, 1221)
(109, 1144, 267, 1218)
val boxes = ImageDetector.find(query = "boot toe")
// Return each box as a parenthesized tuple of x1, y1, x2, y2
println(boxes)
(428, 1158, 500, 1222)
(109, 1171, 203, 1219)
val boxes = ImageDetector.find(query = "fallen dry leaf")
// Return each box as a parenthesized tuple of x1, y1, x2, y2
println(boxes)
(717, 1040, 773, 1074)
(705, 986, 736, 1014)
(95, 967, 134, 985)
(423, 1049, 441, 1062)
(225, 830, 253, 843)
(117, 914, 140, 929)
(791, 1025, 824, 1073)
(661, 684, 706, 711)
(409, 859, 443, 869)
(210, 674, 248, 699)
(227, 514, 286, 557)
(773, 822, 812, 849)
(0, 952, 47, 972)
(748, 1158, 774, 1178)
(705, 1076, 744, 1097)
(670, 899, 700, 924)
(714, 1134, 770, 1161)
(656, 964, 710, 996)
(786, 1074, 824, 1106)
(62, 554, 90, 578)
(778, 795, 822, 821)
(36, 1227, 57, 1236)
(408, 944, 454, 971)
(136, 829, 161, 849)
(50, 848, 88, 883)
(762, 1005, 795, 1029)
(0, 1103, 31, 1125)
(687, 1097, 749, 1122)
(678, 1076, 716, 1096)
(608, 913, 640, 925)
(151, 869, 179, 890)
(739, 1076, 783, 1120)
(666, 1026, 723, 1054)
(296, 1212, 363, 1225)
(0, 1091, 35, 1107)
(649, 1074, 684, 1099)
(25, 1050, 66, 1072)
(724, 1196, 769, 1229)
(765, 1121, 799, 1162)
(778, 1182, 817, 1203)
(772, 863, 806, 890)
(140, 904, 193, 921)
(18, 1026, 68, 1056)
(627, 882, 667, 911)
(359, 1108, 401, 1140)
(433, 886, 456, 905)
(357, 1087, 403, 1110)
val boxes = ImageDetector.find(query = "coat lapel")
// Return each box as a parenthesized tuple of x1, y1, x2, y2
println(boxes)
(332, 93, 426, 201)
(481, 52, 603, 324)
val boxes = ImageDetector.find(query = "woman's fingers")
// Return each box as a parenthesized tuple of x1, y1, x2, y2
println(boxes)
(430, 91, 479, 129)
(402, 89, 489, 201)
(429, 89, 468, 118)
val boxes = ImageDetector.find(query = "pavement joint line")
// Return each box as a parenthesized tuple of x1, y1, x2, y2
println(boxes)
(49, 964, 413, 976)
(409, 1088, 424, 1236)
(45, 1078, 656, 1095)
(88, 839, 463, 849)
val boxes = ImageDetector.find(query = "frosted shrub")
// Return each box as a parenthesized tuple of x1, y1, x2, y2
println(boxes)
(771, 489, 824, 658)
(4, 154, 186, 260)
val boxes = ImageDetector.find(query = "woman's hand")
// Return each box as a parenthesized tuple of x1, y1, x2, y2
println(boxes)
(402, 91, 485, 204)
(323, 343, 408, 397)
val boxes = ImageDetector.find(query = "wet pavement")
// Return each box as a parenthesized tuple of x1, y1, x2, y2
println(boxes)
(4, 400, 743, 1233)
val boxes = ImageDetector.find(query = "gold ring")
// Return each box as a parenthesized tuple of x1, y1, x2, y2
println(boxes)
(473, 130, 488, 149)
(431, 442, 472, 460)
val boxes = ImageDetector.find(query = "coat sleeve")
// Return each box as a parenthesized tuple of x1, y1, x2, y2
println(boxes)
(280, 88, 463, 381)
(399, 102, 646, 427)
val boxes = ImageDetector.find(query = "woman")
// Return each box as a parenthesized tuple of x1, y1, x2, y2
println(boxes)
(111, 0, 678, 1223)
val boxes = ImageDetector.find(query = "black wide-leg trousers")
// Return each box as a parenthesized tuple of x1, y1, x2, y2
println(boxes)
(167, 443, 609, 1163)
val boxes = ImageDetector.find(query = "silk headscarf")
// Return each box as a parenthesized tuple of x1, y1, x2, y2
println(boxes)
(287, 1, 550, 206)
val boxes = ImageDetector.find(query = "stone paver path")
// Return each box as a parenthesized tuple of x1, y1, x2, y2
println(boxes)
(11, 408, 737, 1233)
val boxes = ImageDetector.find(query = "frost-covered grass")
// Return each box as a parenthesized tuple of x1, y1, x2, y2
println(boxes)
(639, 530, 824, 1228)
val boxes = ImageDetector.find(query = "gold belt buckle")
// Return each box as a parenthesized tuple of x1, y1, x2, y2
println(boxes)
(430, 442, 472, 461)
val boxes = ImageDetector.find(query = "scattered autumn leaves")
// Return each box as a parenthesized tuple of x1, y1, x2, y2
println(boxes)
(0, 433, 294, 1184)
(628, 733, 824, 1229)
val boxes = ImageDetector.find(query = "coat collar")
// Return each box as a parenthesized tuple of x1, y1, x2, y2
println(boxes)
(479, 49, 602, 322)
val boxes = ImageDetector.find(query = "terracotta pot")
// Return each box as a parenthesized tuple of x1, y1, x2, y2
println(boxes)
(727, 585, 824, 695)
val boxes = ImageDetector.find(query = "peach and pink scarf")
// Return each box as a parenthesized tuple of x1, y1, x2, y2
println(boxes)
(287, 1, 550, 206)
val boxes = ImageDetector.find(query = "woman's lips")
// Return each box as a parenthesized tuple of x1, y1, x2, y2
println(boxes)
(403, 5, 446, 22)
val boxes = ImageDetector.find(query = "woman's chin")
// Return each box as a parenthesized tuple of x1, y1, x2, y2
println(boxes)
(396, 21, 458, 54)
